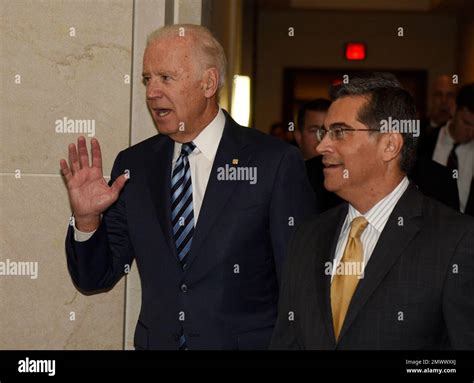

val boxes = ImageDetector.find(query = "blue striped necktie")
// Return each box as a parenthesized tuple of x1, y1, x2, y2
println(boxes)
(171, 142, 196, 350)
(171, 142, 196, 266)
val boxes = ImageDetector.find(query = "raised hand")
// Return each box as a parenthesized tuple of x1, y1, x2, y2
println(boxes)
(60, 136, 128, 232)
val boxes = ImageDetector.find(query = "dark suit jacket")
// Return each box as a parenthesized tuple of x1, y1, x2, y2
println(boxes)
(417, 126, 441, 159)
(270, 184, 474, 350)
(409, 155, 460, 211)
(66, 111, 317, 350)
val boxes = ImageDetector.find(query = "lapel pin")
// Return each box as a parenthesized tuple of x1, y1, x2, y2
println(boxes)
(232, 159, 239, 165)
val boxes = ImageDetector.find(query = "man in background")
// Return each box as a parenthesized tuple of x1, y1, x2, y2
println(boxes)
(420, 74, 457, 136)
(419, 83, 474, 215)
(295, 98, 331, 160)
(298, 98, 343, 212)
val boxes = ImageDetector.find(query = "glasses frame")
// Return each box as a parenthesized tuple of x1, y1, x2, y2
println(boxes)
(316, 126, 380, 141)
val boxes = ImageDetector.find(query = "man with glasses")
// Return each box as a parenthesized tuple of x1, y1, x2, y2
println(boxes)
(270, 73, 474, 350)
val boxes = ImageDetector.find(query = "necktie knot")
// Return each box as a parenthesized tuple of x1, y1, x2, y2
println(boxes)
(180, 142, 196, 157)
(349, 216, 368, 239)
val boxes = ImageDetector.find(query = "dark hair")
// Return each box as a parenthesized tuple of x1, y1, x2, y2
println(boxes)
(456, 83, 474, 113)
(329, 72, 418, 174)
(297, 98, 331, 131)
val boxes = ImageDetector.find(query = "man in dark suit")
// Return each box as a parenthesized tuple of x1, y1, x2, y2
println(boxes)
(60, 24, 316, 350)
(418, 83, 474, 216)
(271, 73, 474, 350)
(408, 155, 460, 211)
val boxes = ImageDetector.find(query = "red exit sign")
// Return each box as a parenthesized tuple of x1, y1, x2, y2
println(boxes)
(345, 43, 366, 60)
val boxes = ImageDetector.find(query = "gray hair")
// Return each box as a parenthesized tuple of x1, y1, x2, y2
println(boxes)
(329, 73, 418, 174)
(147, 24, 227, 91)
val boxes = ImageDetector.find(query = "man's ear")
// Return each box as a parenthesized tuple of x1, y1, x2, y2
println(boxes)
(202, 67, 219, 98)
(382, 133, 404, 162)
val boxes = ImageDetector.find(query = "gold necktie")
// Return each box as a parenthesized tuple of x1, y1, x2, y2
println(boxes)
(331, 216, 368, 340)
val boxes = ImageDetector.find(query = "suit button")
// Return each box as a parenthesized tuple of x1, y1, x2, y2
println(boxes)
(181, 284, 188, 293)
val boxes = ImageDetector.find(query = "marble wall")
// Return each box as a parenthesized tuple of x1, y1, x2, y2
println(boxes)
(0, 0, 133, 349)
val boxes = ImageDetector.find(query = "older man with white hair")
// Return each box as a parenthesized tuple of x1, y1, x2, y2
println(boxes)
(60, 24, 316, 350)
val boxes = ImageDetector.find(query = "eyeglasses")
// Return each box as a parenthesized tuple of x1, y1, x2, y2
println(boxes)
(315, 126, 380, 141)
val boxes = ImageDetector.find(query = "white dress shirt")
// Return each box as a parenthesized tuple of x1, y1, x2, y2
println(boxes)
(331, 177, 410, 281)
(171, 108, 225, 223)
(432, 122, 474, 213)
(74, 108, 225, 241)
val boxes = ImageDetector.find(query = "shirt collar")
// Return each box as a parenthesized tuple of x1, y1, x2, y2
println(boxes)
(346, 176, 410, 234)
(173, 107, 225, 161)
(440, 122, 474, 150)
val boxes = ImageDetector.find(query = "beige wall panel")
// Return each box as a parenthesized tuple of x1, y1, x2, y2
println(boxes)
(0, 176, 125, 349)
(1, 0, 133, 349)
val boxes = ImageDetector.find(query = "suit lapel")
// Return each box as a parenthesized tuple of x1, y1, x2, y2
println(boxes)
(314, 204, 348, 348)
(185, 112, 253, 270)
(145, 135, 179, 261)
(337, 184, 423, 343)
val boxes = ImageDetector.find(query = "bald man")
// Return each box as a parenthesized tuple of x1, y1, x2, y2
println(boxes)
(422, 74, 457, 135)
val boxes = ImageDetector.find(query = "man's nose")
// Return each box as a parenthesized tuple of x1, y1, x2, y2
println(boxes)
(146, 79, 163, 99)
(316, 133, 332, 154)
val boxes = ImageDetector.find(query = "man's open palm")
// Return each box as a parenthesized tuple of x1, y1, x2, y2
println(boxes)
(60, 136, 128, 230)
